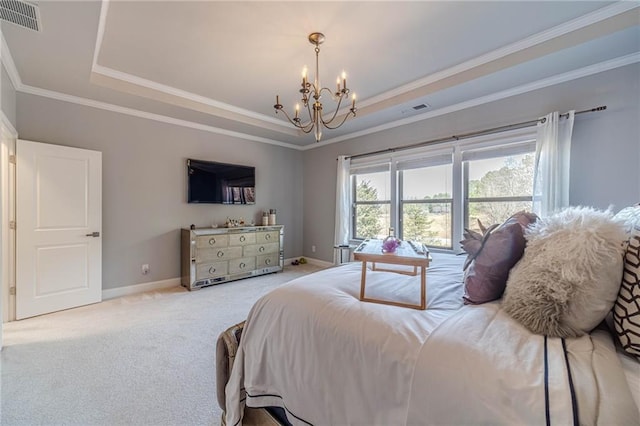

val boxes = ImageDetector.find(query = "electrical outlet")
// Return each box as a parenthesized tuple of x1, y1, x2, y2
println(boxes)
(311, 245, 316, 253)
(142, 264, 150, 275)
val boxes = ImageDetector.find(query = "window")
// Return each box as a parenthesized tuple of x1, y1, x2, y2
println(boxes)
(352, 168, 390, 240)
(348, 129, 536, 252)
(399, 158, 453, 249)
(462, 143, 535, 232)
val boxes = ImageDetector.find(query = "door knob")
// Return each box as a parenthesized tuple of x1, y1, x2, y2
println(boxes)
(85, 232, 100, 237)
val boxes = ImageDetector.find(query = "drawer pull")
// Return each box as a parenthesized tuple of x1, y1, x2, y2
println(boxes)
(208, 267, 216, 274)
(265, 234, 271, 240)
(240, 235, 246, 242)
(259, 246, 265, 252)
(239, 262, 246, 269)
(209, 238, 216, 245)
(217, 251, 224, 258)
(265, 258, 271, 265)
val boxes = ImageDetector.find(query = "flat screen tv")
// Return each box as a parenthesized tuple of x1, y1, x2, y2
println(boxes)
(187, 159, 255, 204)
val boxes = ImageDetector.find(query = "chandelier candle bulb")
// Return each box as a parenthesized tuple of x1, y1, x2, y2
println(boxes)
(342, 71, 346, 91)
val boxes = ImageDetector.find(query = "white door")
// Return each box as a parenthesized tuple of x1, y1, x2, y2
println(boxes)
(16, 140, 102, 319)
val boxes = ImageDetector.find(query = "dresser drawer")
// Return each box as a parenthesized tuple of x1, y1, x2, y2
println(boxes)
(256, 254, 279, 268)
(229, 232, 256, 246)
(196, 234, 229, 249)
(228, 257, 256, 274)
(196, 261, 228, 279)
(243, 242, 279, 257)
(256, 231, 279, 244)
(197, 246, 243, 262)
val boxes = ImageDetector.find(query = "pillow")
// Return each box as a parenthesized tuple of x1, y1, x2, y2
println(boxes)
(612, 204, 640, 357)
(503, 206, 626, 338)
(461, 211, 538, 304)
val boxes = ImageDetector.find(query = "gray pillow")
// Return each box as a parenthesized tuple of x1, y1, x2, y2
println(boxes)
(461, 211, 538, 304)
(503, 206, 626, 337)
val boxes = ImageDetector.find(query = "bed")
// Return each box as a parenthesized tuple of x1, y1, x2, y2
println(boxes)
(220, 253, 639, 425)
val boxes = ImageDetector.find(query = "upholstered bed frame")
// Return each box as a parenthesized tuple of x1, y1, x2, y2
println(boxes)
(217, 321, 285, 426)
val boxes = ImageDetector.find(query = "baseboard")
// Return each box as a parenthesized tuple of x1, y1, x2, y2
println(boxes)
(102, 278, 181, 300)
(103, 258, 334, 300)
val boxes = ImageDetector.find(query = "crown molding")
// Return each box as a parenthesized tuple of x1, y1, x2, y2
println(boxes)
(0, 30, 22, 93)
(92, 0, 109, 69)
(307, 53, 640, 150)
(358, 2, 639, 110)
(0, 110, 17, 138)
(2, 2, 638, 151)
(19, 84, 303, 150)
(90, 64, 294, 132)
(91, 0, 292, 135)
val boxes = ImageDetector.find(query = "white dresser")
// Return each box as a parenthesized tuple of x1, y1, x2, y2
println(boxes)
(181, 225, 284, 290)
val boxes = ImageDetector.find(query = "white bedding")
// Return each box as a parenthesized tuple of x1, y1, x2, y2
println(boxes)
(225, 253, 639, 425)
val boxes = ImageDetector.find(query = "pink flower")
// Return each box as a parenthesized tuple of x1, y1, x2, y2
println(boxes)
(382, 238, 400, 253)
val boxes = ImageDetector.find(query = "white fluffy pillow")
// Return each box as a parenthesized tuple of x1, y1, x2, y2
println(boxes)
(503, 206, 626, 338)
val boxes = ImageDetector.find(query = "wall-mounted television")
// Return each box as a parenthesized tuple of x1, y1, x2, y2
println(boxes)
(187, 159, 255, 204)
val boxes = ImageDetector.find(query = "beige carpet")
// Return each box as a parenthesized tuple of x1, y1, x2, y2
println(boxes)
(1, 263, 325, 426)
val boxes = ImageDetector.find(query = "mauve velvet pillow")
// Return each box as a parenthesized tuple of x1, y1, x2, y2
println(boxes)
(461, 211, 538, 304)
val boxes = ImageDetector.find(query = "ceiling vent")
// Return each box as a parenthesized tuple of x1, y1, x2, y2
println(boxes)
(401, 102, 431, 115)
(0, 0, 41, 32)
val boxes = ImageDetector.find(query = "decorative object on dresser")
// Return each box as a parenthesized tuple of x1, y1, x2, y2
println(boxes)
(181, 225, 283, 291)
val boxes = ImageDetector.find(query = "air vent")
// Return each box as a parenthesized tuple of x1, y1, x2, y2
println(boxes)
(0, 0, 41, 32)
(401, 102, 431, 115)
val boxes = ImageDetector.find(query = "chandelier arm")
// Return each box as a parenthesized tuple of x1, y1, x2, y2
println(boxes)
(276, 108, 315, 132)
(318, 88, 345, 125)
(321, 109, 357, 130)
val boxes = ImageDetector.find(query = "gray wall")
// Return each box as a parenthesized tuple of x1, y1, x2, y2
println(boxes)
(16, 94, 304, 290)
(14, 64, 640, 281)
(302, 64, 640, 262)
(1, 64, 16, 128)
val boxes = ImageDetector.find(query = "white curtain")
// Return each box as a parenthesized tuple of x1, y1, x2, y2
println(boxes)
(533, 110, 575, 217)
(334, 155, 351, 247)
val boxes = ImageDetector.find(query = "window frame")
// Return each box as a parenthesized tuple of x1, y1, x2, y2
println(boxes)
(350, 166, 392, 241)
(348, 127, 537, 252)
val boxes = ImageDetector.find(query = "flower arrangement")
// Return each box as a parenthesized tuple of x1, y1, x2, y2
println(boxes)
(382, 236, 401, 253)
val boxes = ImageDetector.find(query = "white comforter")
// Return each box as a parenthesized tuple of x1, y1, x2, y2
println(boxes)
(225, 254, 639, 425)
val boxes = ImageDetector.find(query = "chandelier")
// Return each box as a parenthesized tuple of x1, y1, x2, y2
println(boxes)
(274, 32, 357, 142)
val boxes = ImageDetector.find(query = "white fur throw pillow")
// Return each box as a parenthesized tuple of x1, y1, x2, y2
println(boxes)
(503, 206, 626, 337)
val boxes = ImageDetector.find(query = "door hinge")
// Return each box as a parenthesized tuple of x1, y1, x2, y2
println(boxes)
(9, 286, 16, 295)
(9, 220, 16, 229)
(9, 155, 16, 164)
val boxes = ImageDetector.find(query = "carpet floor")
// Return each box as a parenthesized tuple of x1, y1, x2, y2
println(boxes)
(1, 263, 324, 426)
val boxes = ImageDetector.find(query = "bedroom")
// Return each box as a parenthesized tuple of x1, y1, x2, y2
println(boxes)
(0, 1, 639, 425)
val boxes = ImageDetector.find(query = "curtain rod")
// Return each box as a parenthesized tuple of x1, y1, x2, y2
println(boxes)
(344, 106, 606, 161)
